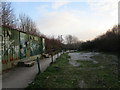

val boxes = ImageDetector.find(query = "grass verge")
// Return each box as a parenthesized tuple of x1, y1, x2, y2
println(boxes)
(27, 53, 120, 88)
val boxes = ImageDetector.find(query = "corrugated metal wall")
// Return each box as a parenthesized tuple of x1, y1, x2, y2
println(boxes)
(0, 26, 45, 71)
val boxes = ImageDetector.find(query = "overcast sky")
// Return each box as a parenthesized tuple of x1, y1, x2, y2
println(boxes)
(11, 0, 118, 41)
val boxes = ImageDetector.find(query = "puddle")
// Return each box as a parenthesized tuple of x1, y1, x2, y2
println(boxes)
(69, 60, 80, 67)
(93, 60, 98, 64)
(68, 52, 99, 67)
(78, 80, 86, 88)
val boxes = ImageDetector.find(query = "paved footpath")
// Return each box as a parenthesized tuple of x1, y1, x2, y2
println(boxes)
(2, 54, 60, 88)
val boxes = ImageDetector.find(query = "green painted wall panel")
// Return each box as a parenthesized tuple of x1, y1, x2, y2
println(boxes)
(1, 26, 45, 70)
(20, 32, 28, 59)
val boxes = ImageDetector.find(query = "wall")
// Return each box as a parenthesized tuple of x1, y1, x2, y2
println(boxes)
(0, 27, 2, 73)
(0, 26, 45, 71)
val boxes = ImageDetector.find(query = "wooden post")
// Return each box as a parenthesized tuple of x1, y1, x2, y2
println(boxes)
(51, 53, 53, 63)
(37, 57, 41, 74)
(57, 52, 59, 58)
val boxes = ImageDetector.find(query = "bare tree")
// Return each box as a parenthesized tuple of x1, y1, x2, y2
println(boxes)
(72, 36, 79, 44)
(19, 13, 38, 35)
(65, 35, 79, 44)
(1, 2, 16, 28)
(65, 35, 81, 50)
(65, 35, 73, 44)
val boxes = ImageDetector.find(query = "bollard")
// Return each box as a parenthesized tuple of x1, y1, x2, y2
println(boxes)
(57, 52, 59, 58)
(51, 54, 54, 63)
(37, 57, 41, 74)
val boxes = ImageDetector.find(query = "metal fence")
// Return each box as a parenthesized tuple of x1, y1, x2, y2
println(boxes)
(0, 26, 45, 71)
